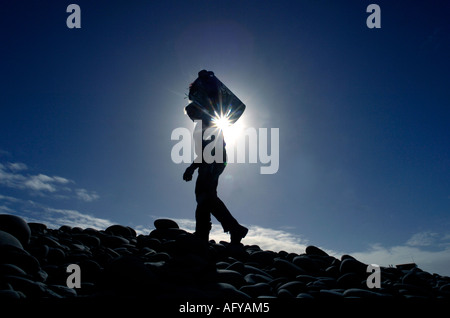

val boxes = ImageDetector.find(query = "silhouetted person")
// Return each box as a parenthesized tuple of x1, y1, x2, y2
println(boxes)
(183, 99, 248, 245)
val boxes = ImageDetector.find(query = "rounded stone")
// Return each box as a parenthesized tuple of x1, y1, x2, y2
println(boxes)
(101, 235, 130, 248)
(28, 243, 49, 260)
(145, 252, 171, 262)
(216, 269, 246, 288)
(319, 289, 344, 298)
(244, 273, 272, 285)
(0, 230, 23, 249)
(277, 281, 305, 295)
(59, 225, 72, 232)
(137, 236, 161, 250)
(240, 282, 273, 297)
(214, 282, 251, 299)
(343, 288, 386, 298)
(340, 258, 367, 275)
(154, 219, 179, 230)
(28, 222, 47, 235)
(292, 255, 320, 273)
(79, 259, 102, 283)
(337, 272, 365, 289)
(0, 263, 28, 277)
(297, 292, 315, 299)
(2, 275, 59, 298)
(243, 265, 273, 279)
(0, 214, 31, 246)
(277, 288, 294, 298)
(47, 248, 66, 264)
(402, 271, 429, 287)
(149, 228, 186, 240)
(325, 265, 340, 278)
(100, 255, 158, 292)
(439, 284, 450, 293)
(0, 289, 23, 299)
(226, 261, 245, 273)
(73, 234, 101, 248)
(273, 258, 307, 277)
(105, 224, 134, 238)
(305, 245, 329, 257)
(248, 250, 277, 266)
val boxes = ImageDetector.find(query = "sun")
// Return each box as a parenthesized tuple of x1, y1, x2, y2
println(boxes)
(212, 115, 231, 131)
(211, 110, 244, 145)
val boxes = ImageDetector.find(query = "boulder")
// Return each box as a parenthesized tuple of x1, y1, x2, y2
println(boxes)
(248, 250, 277, 266)
(305, 245, 329, 257)
(105, 225, 134, 238)
(215, 269, 246, 288)
(0, 245, 41, 274)
(273, 258, 307, 277)
(154, 219, 179, 230)
(0, 214, 31, 246)
(343, 288, 389, 298)
(339, 258, 367, 275)
(337, 272, 365, 289)
(99, 255, 159, 295)
(240, 282, 273, 297)
(0, 230, 23, 249)
(292, 255, 320, 273)
(277, 281, 305, 295)
(149, 228, 187, 240)
(28, 222, 47, 235)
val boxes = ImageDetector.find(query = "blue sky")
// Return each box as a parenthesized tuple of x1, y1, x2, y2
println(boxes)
(1, 1, 449, 275)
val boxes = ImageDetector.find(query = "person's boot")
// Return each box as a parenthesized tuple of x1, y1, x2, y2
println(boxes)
(193, 231, 209, 242)
(194, 221, 212, 243)
(230, 225, 248, 245)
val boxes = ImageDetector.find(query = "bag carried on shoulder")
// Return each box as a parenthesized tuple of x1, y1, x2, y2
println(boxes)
(185, 70, 246, 124)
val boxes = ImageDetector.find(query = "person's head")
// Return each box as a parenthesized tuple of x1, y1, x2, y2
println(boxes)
(198, 70, 214, 78)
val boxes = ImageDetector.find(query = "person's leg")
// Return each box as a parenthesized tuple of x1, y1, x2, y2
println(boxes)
(194, 165, 213, 241)
(209, 163, 248, 244)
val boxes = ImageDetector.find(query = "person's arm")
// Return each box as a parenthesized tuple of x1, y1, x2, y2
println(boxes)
(183, 161, 200, 181)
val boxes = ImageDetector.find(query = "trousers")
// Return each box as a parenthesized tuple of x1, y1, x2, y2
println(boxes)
(194, 162, 239, 239)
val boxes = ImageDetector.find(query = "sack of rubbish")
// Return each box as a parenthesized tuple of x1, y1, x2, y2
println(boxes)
(185, 70, 246, 125)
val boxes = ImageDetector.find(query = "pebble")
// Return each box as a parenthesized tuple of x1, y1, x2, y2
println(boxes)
(339, 258, 367, 275)
(305, 245, 329, 257)
(277, 281, 305, 295)
(0, 214, 31, 246)
(337, 272, 365, 289)
(343, 288, 390, 298)
(292, 255, 320, 273)
(154, 219, 179, 230)
(273, 258, 307, 277)
(105, 225, 134, 238)
(240, 282, 273, 297)
(0, 230, 23, 249)
(216, 269, 246, 288)
(0, 213, 447, 301)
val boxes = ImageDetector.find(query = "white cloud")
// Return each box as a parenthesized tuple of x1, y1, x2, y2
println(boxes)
(406, 231, 439, 247)
(0, 160, 98, 202)
(0, 195, 112, 230)
(40, 208, 114, 230)
(75, 188, 100, 202)
(350, 243, 450, 277)
(52, 176, 71, 184)
(0, 163, 27, 188)
(24, 174, 58, 192)
(0, 205, 15, 213)
(7, 162, 28, 171)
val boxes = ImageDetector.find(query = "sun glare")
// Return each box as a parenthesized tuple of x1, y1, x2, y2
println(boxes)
(212, 115, 231, 131)
(211, 111, 244, 145)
